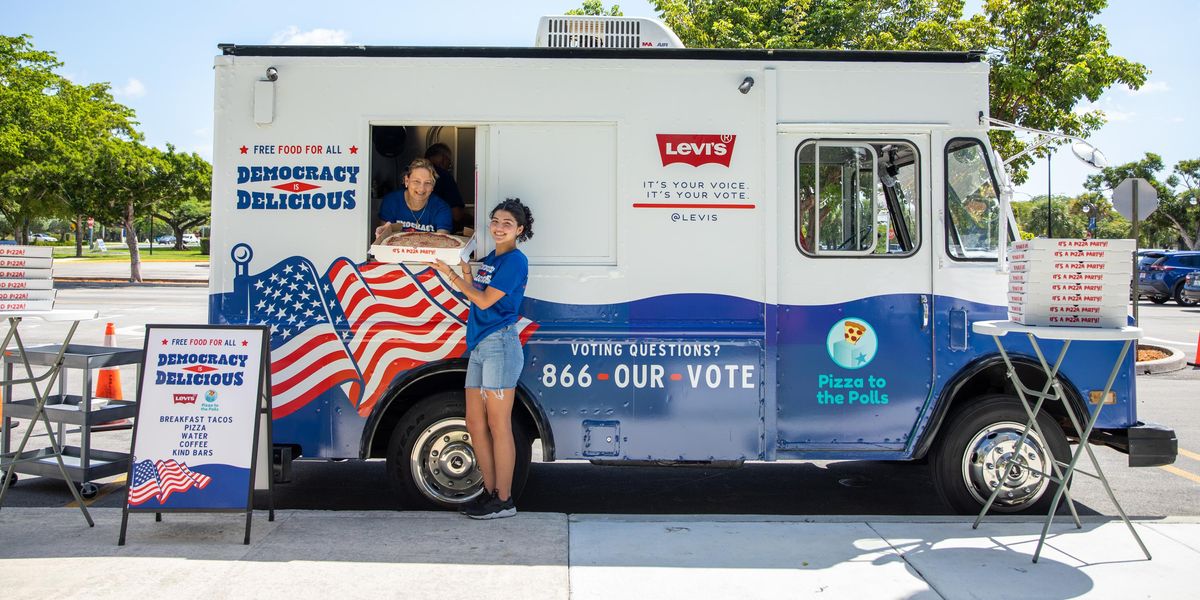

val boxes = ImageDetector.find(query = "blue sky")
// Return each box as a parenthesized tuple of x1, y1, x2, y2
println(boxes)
(6, 0, 1196, 200)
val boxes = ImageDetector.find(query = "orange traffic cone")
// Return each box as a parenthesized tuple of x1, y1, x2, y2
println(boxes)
(93, 322, 131, 431)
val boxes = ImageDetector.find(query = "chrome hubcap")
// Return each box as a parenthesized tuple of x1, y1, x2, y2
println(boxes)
(961, 421, 1051, 511)
(409, 417, 485, 505)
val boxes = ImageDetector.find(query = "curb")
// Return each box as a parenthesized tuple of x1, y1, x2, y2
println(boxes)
(1137, 343, 1186, 374)
(54, 277, 208, 286)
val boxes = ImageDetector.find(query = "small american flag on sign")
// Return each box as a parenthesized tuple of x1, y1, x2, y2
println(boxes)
(127, 459, 212, 506)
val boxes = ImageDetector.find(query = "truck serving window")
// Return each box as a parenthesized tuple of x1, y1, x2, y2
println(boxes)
(796, 140, 919, 257)
(945, 138, 1001, 261)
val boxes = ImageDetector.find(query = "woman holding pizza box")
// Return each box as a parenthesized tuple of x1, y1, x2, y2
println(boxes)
(374, 158, 453, 238)
(431, 198, 533, 519)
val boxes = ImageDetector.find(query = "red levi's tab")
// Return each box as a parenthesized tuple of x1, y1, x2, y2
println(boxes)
(656, 134, 736, 167)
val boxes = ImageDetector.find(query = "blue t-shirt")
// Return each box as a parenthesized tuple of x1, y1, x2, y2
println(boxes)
(466, 249, 529, 351)
(378, 191, 453, 232)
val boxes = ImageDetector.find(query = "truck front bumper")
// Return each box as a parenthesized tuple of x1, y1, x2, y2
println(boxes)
(1093, 422, 1178, 467)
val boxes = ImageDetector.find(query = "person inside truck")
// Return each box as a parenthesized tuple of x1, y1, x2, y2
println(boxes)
(374, 158, 453, 239)
(423, 143, 471, 232)
(431, 197, 533, 520)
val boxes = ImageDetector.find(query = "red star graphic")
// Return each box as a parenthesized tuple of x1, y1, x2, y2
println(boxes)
(349, 145, 358, 154)
(162, 339, 168, 345)
(239, 145, 249, 154)
(242, 340, 249, 346)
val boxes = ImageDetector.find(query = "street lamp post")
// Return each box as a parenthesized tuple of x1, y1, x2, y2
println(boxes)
(1047, 150, 1053, 237)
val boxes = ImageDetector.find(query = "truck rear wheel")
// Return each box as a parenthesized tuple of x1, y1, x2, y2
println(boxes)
(385, 391, 532, 510)
(932, 394, 1070, 515)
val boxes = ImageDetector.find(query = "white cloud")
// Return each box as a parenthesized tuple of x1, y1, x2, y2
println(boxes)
(1124, 80, 1170, 95)
(1073, 102, 1134, 122)
(114, 78, 146, 98)
(270, 26, 348, 45)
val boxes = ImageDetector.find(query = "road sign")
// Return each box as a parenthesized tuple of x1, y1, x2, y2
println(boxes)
(1111, 177, 1159, 221)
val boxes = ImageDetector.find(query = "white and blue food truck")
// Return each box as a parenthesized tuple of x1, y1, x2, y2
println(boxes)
(209, 16, 1176, 513)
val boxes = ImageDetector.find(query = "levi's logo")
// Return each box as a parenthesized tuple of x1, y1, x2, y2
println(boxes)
(173, 393, 198, 405)
(657, 134, 736, 167)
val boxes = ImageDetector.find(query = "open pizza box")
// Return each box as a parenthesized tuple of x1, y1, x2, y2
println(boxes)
(370, 231, 476, 265)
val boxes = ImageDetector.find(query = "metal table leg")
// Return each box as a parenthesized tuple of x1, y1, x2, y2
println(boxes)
(0, 318, 94, 526)
(1032, 338, 1148, 562)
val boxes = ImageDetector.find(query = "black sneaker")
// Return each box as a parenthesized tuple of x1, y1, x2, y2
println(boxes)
(467, 493, 516, 520)
(459, 490, 494, 515)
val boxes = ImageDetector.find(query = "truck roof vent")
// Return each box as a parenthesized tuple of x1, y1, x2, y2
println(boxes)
(535, 16, 685, 49)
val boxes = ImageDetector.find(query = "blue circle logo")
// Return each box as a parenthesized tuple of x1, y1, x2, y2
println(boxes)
(826, 318, 878, 369)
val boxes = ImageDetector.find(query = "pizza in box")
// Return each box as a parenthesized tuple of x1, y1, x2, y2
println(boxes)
(378, 231, 465, 249)
(371, 231, 469, 264)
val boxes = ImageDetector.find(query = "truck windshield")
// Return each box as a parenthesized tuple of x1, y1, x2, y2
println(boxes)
(945, 139, 1001, 261)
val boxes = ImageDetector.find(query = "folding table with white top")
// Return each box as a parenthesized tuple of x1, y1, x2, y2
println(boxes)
(970, 319, 1150, 563)
(0, 309, 100, 526)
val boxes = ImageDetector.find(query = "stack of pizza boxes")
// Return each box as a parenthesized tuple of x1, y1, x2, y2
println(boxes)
(0, 245, 55, 311)
(1007, 238, 1134, 328)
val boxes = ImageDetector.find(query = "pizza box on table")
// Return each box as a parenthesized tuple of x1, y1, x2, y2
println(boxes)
(1007, 290, 1126, 306)
(0, 289, 55, 301)
(0, 277, 53, 289)
(1009, 258, 1132, 274)
(1009, 269, 1130, 285)
(0, 245, 54, 258)
(1009, 238, 1136, 254)
(1010, 311, 1127, 328)
(0, 256, 52, 270)
(370, 232, 473, 265)
(0, 268, 51, 279)
(1008, 279, 1127, 296)
(0, 299, 54, 312)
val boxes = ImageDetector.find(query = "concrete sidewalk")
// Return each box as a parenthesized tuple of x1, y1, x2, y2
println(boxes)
(0, 509, 1194, 599)
(53, 259, 209, 282)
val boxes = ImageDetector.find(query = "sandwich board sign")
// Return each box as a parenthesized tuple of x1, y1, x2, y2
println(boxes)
(119, 324, 273, 545)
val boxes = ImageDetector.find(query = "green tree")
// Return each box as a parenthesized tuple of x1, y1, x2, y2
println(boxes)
(649, 0, 1146, 183)
(1163, 158, 1200, 249)
(151, 146, 211, 250)
(0, 34, 138, 248)
(1082, 152, 1193, 248)
(567, 1, 624, 16)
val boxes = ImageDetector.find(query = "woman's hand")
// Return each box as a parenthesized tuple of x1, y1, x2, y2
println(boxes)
(430, 259, 461, 289)
(374, 223, 393, 239)
(458, 261, 472, 282)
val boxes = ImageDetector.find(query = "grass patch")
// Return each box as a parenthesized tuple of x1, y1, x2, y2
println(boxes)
(51, 245, 209, 262)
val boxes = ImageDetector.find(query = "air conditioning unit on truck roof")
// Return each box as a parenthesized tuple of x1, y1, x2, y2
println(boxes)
(535, 15, 684, 49)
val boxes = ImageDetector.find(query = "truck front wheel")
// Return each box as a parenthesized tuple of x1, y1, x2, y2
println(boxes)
(385, 391, 532, 510)
(932, 395, 1070, 515)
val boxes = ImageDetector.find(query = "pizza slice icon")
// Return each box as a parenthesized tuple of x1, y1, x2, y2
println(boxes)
(843, 320, 867, 344)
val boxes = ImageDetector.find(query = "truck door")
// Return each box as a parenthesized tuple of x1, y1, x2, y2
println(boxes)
(774, 133, 934, 453)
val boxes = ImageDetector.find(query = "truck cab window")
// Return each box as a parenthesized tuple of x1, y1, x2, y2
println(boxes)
(797, 140, 919, 257)
(945, 139, 1001, 261)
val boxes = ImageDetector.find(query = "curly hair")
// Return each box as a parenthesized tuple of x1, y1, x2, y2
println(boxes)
(492, 197, 534, 243)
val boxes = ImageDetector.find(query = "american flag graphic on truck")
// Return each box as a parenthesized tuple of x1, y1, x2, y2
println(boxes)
(229, 249, 536, 418)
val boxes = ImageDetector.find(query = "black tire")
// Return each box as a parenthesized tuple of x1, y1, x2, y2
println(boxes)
(385, 391, 532, 510)
(931, 394, 1071, 515)
(1174, 282, 1198, 306)
(80, 482, 99, 499)
(1149, 295, 1169, 304)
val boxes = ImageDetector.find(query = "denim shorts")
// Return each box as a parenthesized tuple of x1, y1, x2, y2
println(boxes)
(465, 324, 524, 391)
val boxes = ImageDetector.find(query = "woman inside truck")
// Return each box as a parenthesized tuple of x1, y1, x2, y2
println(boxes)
(374, 158, 453, 239)
(432, 198, 533, 519)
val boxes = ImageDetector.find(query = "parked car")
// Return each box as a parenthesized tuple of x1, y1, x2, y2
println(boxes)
(1138, 250, 1200, 305)
(154, 234, 176, 245)
(29, 233, 57, 242)
(181, 233, 200, 246)
(1183, 271, 1200, 304)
